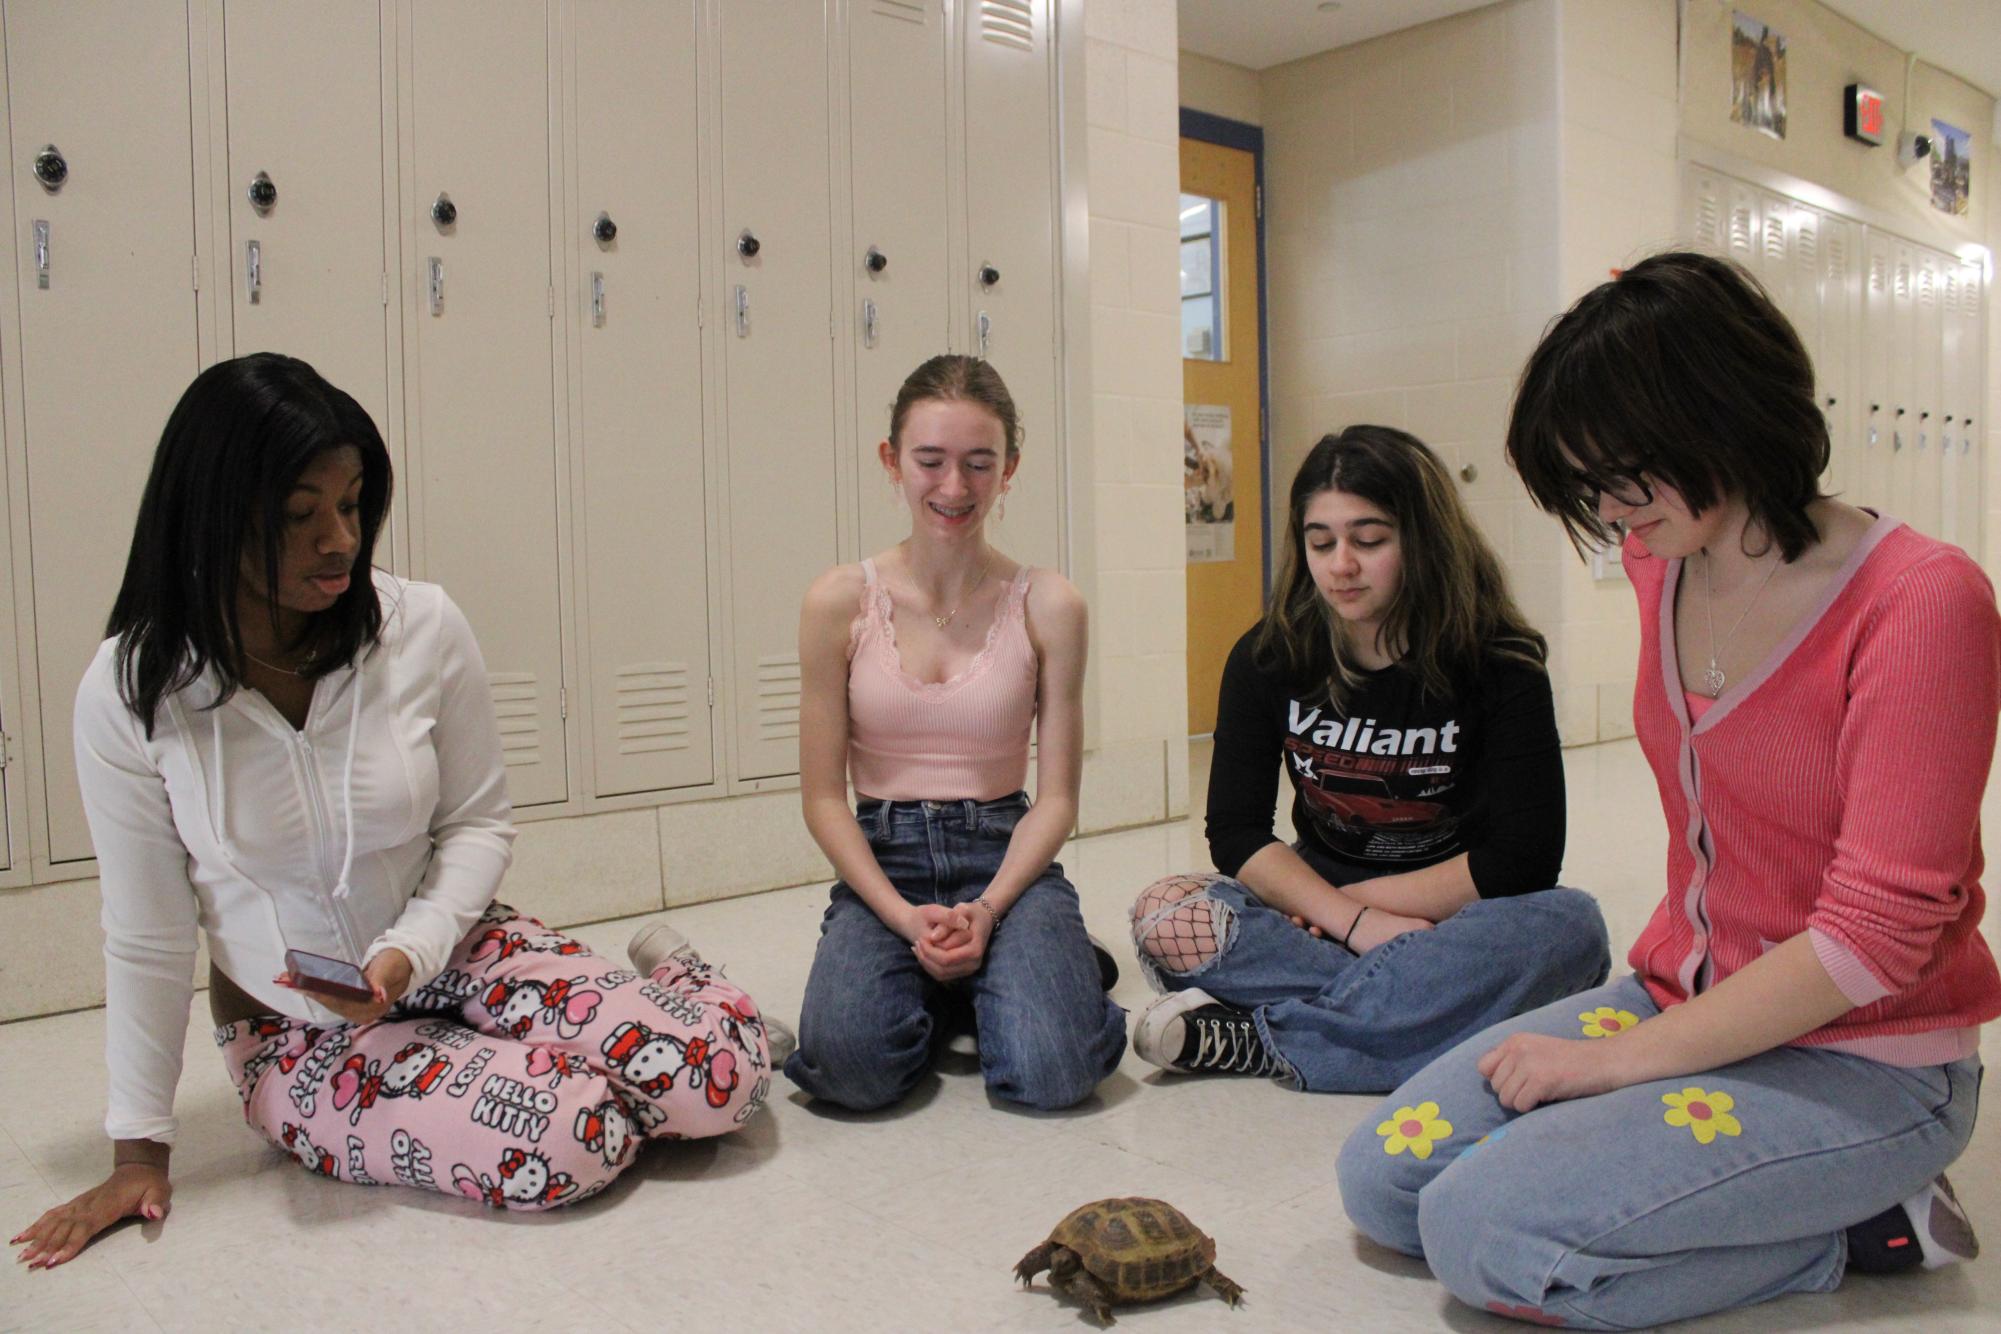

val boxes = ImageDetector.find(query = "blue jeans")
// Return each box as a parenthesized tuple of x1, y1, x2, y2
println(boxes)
(1338, 974, 1984, 1329)
(1133, 874, 1610, 1093)
(783, 794, 1127, 1112)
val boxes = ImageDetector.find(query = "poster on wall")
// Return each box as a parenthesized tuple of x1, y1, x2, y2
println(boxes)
(1931, 118, 1971, 215)
(1730, 12, 1787, 140)
(1185, 404, 1235, 564)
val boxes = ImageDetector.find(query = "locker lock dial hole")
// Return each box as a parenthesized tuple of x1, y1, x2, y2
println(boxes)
(864, 246, 888, 274)
(737, 229, 761, 260)
(978, 262, 1000, 288)
(33, 145, 67, 192)
(594, 212, 617, 245)
(248, 171, 277, 215)
(431, 193, 457, 229)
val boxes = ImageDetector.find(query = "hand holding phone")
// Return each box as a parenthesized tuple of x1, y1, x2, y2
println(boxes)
(280, 949, 376, 1004)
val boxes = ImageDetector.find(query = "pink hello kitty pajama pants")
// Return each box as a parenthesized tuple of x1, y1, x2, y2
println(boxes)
(215, 903, 770, 1210)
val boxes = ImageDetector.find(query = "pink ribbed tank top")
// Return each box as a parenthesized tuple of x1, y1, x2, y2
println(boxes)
(846, 558, 1038, 801)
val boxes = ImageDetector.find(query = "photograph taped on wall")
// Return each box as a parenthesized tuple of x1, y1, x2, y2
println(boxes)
(1930, 118, 1971, 215)
(1730, 11, 1787, 141)
(1185, 404, 1235, 563)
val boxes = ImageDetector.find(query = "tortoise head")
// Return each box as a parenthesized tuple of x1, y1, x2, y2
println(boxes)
(1049, 1247, 1083, 1281)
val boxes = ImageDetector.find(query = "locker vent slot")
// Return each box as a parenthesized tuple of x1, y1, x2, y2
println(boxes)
(491, 673, 545, 768)
(980, 0, 1035, 51)
(1761, 209, 1786, 266)
(1917, 264, 1937, 307)
(869, 0, 927, 23)
(615, 662, 694, 755)
(1894, 257, 1911, 300)
(755, 654, 802, 741)
(1692, 187, 1721, 249)
(1868, 249, 1887, 293)
(1793, 212, 1817, 269)
(1726, 199, 1753, 255)
(1823, 226, 1846, 283)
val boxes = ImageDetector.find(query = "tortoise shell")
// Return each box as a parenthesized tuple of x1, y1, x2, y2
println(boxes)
(1047, 1197, 1217, 1301)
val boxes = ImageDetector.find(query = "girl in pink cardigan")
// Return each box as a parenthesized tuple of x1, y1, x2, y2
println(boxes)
(1339, 251, 2000, 1328)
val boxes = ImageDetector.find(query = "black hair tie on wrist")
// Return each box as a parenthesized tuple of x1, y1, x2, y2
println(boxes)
(1338, 906, 1369, 950)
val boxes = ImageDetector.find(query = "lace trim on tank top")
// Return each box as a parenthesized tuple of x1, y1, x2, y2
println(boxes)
(852, 558, 1032, 700)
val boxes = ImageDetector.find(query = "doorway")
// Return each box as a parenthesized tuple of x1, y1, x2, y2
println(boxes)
(1179, 110, 1267, 736)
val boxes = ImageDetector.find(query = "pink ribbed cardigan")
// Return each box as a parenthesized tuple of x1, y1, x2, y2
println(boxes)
(845, 559, 1037, 802)
(1627, 517, 2001, 1065)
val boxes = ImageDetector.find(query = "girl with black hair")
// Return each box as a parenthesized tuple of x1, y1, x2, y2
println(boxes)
(13, 355, 770, 1266)
(1339, 252, 1999, 1327)
(1128, 426, 1609, 1090)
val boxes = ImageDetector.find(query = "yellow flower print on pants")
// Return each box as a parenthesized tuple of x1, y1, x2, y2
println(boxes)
(1579, 1005, 1640, 1038)
(1378, 1101, 1454, 1160)
(1662, 1086, 1742, 1145)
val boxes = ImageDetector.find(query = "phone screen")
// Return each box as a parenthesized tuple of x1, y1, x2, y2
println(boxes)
(284, 949, 373, 1001)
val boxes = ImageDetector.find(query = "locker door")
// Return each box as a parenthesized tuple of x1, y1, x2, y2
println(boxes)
(1910, 249, 1943, 537)
(1755, 191, 1795, 325)
(1859, 231, 1893, 512)
(406, 1, 567, 806)
(1942, 259, 1984, 553)
(6, 0, 199, 863)
(850, 0, 950, 560)
(1816, 212, 1858, 500)
(1787, 203, 1827, 487)
(718, 0, 837, 781)
(571, 0, 713, 797)
(221, 1, 391, 433)
(963, 0, 1062, 573)
(1886, 241, 1916, 524)
(1722, 178, 1758, 271)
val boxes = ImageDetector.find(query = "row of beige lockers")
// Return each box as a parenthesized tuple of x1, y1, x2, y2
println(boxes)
(1685, 164, 1987, 554)
(0, 0, 1074, 882)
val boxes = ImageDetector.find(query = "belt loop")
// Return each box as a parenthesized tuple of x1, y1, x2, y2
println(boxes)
(961, 798, 977, 824)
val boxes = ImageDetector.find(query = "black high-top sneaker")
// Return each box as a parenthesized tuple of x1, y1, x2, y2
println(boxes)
(1133, 987, 1286, 1077)
(1847, 1175, 1980, 1273)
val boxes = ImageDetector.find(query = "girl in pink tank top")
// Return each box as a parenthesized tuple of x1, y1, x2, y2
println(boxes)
(783, 355, 1125, 1113)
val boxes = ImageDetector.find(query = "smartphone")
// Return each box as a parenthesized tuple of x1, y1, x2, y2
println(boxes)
(283, 948, 375, 1003)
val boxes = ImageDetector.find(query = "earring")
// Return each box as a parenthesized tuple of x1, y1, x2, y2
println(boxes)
(889, 476, 903, 499)
(997, 484, 1009, 524)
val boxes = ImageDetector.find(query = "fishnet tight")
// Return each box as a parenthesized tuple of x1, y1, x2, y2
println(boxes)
(1129, 874, 1228, 974)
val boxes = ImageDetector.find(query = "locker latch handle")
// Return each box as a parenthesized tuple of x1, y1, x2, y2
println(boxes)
(246, 239, 262, 305)
(428, 257, 445, 316)
(862, 298, 878, 348)
(591, 272, 606, 328)
(734, 284, 750, 338)
(32, 220, 49, 290)
(976, 310, 991, 359)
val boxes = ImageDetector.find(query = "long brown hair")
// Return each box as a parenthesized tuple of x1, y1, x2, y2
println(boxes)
(1255, 425, 1546, 709)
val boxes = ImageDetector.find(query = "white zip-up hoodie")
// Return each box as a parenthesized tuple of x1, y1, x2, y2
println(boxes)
(74, 573, 515, 1143)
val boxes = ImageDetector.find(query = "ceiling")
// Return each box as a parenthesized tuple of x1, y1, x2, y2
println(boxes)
(1178, 0, 2001, 98)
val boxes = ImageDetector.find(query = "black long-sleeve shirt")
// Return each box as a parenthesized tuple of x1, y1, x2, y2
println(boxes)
(1204, 628, 1565, 896)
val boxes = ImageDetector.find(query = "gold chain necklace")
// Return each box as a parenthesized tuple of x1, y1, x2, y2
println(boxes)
(242, 648, 308, 677)
(931, 551, 996, 630)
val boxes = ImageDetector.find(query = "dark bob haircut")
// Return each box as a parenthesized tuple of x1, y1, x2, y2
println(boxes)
(108, 353, 392, 733)
(1505, 250, 1829, 561)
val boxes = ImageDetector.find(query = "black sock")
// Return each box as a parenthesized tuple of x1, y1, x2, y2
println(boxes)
(1846, 1201, 1923, 1275)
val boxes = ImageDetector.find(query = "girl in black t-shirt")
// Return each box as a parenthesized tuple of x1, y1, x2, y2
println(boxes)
(1128, 426, 1610, 1091)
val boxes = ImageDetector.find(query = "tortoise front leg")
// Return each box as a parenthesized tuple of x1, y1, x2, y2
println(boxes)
(1013, 1241, 1056, 1285)
(1063, 1270, 1120, 1326)
(1202, 1265, 1246, 1307)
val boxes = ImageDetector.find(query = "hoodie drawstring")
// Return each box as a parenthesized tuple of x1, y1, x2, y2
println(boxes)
(331, 656, 364, 899)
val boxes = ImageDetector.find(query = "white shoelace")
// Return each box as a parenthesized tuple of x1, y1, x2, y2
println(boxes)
(1190, 1013, 1279, 1075)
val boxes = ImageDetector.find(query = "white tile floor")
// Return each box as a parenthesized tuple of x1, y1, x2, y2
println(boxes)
(5, 738, 1999, 1331)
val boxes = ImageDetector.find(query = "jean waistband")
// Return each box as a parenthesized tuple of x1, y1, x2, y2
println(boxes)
(857, 791, 1029, 825)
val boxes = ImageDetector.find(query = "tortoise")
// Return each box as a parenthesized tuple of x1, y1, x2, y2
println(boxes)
(1014, 1196, 1244, 1325)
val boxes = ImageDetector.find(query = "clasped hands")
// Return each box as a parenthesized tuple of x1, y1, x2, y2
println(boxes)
(904, 902, 993, 982)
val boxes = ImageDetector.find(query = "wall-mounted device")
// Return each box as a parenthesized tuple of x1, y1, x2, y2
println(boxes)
(1843, 83, 1884, 145)
(1897, 129, 1933, 168)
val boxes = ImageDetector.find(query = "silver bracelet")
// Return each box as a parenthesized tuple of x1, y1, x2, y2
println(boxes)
(974, 897, 1002, 933)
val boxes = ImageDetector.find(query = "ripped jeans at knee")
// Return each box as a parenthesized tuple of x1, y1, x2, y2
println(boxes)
(1129, 873, 1241, 991)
